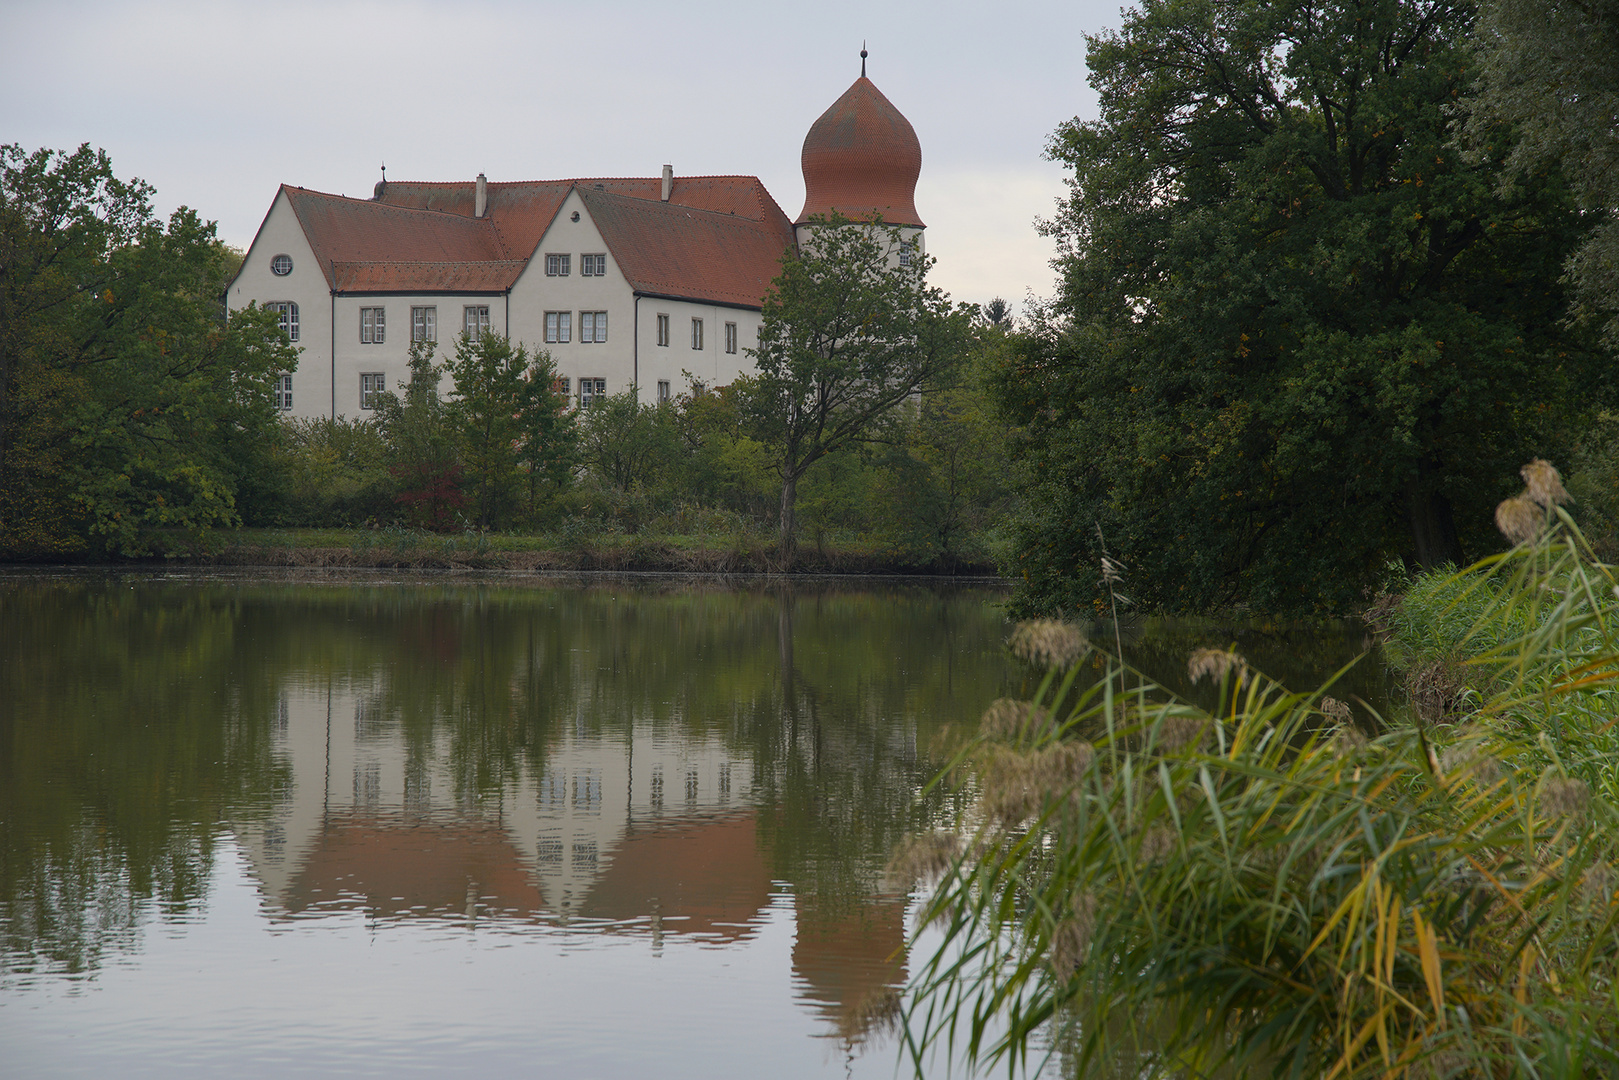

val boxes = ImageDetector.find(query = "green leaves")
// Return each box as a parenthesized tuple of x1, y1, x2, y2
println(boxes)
(1005, 0, 1597, 615)
(742, 214, 975, 557)
(1, 144, 294, 556)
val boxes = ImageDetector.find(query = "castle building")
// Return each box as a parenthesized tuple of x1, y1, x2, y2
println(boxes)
(228, 60, 925, 420)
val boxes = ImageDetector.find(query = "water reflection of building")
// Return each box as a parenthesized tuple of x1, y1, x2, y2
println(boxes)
(238, 684, 758, 932)
(235, 681, 912, 1037)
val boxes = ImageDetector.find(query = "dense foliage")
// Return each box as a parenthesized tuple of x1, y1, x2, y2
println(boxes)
(903, 505, 1619, 1077)
(741, 214, 977, 560)
(0, 144, 295, 557)
(1462, 0, 1619, 350)
(998, 0, 1601, 615)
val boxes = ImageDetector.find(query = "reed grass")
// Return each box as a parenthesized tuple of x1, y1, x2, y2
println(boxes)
(901, 497, 1619, 1078)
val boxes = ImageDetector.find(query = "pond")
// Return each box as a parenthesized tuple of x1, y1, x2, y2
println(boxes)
(0, 570, 1396, 1077)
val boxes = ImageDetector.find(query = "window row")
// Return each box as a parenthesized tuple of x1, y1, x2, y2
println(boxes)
(544, 253, 608, 277)
(275, 371, 670, 413)
(354, 305, 492, 344)
(544, 310, 608, 344)
(654, 314, 738, 353)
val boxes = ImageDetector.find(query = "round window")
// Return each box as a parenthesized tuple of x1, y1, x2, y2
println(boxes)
(270, 254, 293, 276)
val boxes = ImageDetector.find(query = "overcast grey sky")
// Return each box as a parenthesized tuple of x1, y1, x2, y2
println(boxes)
(1, 0, 1125, 312)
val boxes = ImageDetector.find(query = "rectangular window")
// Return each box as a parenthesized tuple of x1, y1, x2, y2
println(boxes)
(463, 305, 490, 338)
(359, 372, 386, 410)
(360, 307, 385, 344)
(724, 321, 737, 354)
(411, 306, 437, 342)
(555, 376, 571, 400)
(690, 317, 703, 350)
(544, 311, 571, 344)
(581, 253, 606, 276)
(268, 301, 299, 342)
(273, 373, 293, 411)
(545, 253, 571, 276)
(579, 377, 606, 408)
(580, 311, 607, 343)
(898, 239, 916, 267)
(656, 313, 669, 347)
(657, 380, 671, 403)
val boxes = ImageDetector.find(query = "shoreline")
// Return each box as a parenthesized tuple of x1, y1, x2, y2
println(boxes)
(0, 534, 1006, 580)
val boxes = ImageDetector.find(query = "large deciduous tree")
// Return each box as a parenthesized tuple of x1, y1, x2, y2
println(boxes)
(743, 215, 974, 562)
(1461, 0, 1619, 350)
(0, 144, 295, 557)
(1001, 0, 1597, 615)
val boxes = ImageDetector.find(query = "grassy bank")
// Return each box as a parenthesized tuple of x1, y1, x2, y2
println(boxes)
(898, 508, 1619, 1078)
(43, 526, 1003, 577)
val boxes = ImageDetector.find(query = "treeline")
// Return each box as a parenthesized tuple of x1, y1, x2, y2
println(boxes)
(268, 331, 1013, 568)
(0, 145, 296, 558)
(995, 0, 1619, 615)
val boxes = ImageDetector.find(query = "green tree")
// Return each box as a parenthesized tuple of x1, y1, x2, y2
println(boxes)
(1001, 0, 1596, 616)
(376, 339, 462, 530)
(442, 331, 573, 530)
(0, 144, 295, 556)
(577, 387, 676, 495)
(1461, 0, 1619, 350)
(742, 214, 975, 562)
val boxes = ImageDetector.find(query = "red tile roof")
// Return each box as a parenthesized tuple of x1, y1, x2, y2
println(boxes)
(798, 77, 925, 228)
(579, 188, 793, 309)
(331, 260, 527, 293)
(283, 175, 794, 307)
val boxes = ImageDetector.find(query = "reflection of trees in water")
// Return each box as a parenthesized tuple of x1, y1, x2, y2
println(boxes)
(0, 573, 1014, 982)
(0, 577, 285, 978)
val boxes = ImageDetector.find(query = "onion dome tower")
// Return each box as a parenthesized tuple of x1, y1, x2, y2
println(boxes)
(796, 48, 925, 250)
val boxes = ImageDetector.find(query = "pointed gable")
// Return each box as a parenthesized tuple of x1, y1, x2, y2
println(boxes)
(260, 175, 793, 303)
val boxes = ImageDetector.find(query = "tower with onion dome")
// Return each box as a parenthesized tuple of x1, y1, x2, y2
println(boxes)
(796, 48, 925, 262)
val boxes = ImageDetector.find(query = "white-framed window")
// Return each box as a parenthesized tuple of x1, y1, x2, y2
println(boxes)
(657, 380, 671, 403)
(556, 376, 571, 400)
(463, 305, 490, 338)
(724, 321, 738, 354)
(579, 377, 606, 407)
(545, 311, 571, 344)
(360, 372, 386, 410)
(581, 253, 606, 276)
(411, 306, 437, 342)
(690, 317, 703, 350)
(656, 313, 669, 346)
(360, 307, 385, 344)
(898, 239, 916, 267)
(273, 373, 293, 411)
(270, 254, 293, 276)
(580, 311, 607, 343)
(545, 253, 570, 276)
(268, 301, 299, 342)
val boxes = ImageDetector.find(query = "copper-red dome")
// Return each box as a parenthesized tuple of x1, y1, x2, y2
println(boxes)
(797, 77, 924, 228)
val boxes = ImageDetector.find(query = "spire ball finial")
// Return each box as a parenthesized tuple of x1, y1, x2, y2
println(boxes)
(860, 42, 867, 77)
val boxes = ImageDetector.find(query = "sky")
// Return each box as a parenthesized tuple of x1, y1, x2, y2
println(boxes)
(1, 0, 1126, 314)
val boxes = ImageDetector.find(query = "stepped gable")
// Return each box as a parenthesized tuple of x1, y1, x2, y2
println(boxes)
(797, 76, 924, 227)
(579, 188, 794, 309)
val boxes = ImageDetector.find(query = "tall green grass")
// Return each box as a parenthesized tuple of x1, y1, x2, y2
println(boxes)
(902, 507, 1619, 1078)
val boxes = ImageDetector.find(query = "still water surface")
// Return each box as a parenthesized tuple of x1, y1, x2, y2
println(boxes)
(0, 570, 1393, 1077)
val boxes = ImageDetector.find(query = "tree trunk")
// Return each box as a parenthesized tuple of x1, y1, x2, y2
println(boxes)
(778, 473, 798, 570)
(1407, 474, 1461, 569)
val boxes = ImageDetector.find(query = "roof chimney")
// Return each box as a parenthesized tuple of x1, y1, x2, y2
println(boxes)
(661, 164, 673, 202)
(475, 172, 487, 218)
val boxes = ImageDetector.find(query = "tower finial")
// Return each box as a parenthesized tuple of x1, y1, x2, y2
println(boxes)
(860, 42, 867, 78)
